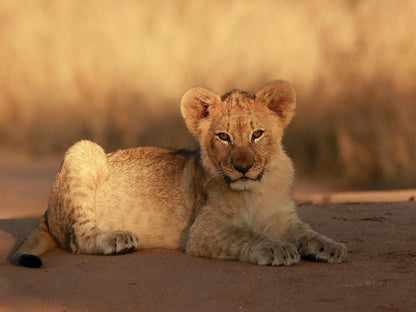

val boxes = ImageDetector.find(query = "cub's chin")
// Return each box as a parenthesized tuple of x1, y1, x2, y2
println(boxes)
(229, 179, 260, 191)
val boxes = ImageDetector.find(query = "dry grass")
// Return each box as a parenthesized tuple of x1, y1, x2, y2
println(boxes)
(0, 0, 415, 189)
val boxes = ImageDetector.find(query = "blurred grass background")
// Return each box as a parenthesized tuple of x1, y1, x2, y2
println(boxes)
(0, 0, 415, 190)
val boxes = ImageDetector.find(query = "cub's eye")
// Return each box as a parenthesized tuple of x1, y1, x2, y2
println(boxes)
(217, 132, 230, 142)
(252, 130, 264, 141)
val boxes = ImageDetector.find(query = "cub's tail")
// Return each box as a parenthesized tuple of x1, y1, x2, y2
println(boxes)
(12, 214, 56, 268)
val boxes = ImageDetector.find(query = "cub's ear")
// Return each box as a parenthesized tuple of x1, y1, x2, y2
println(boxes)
(256, 80, 296, 127)
(180, 87, 220, 137)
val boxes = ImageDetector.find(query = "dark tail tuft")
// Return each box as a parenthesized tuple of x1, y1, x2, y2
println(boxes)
(18, 254, 42, 268)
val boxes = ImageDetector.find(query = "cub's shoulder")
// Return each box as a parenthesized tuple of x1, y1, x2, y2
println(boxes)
(169, 149, 200, 158)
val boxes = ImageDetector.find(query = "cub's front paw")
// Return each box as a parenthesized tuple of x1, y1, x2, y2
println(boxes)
(247, 240, 300, 266)
(298, 235, 347, 263)
(94, 230, 140, 255)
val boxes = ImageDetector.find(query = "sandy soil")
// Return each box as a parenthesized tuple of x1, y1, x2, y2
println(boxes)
(0, 158, 415, 312)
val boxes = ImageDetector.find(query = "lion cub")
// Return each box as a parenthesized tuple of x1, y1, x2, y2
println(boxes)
(13, 80, 346, 268)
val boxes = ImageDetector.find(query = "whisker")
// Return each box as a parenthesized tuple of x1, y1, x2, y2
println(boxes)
(204, 171, 227, 187)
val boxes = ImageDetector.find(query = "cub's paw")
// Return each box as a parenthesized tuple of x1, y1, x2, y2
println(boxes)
(94, 230, 140, 255)
(247, 240, 300, 266)
(298, 235, 347, 263)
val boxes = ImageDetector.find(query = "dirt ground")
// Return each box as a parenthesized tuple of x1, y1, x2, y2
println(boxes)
(0, 158, 415, 312)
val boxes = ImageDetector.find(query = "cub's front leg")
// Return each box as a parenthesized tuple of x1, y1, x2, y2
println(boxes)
(285, 219, 347, 263)
(186, 210, 300, 266)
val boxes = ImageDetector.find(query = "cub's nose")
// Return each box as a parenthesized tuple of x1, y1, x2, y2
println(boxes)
(233, 162, 253, 174)
(232, 153, 253, 174)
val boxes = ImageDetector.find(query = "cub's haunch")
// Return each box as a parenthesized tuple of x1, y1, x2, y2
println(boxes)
(13, 80, 347, 267)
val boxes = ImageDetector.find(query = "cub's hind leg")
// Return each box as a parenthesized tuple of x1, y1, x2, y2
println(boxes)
(48, 140, 139, 256)
(70, 228, 139, 255)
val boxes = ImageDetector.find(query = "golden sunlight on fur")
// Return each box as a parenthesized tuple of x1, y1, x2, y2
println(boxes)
(13, 80, 346, 268)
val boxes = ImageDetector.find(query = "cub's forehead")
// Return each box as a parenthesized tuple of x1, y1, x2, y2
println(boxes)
(220, 89, 256, 106)
(217, 89, 260, 116)
(214, 90, 266, 131)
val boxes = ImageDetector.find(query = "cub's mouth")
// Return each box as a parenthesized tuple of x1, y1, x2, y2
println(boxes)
(223, 171, 264, 191)
(224, 174, 263, 184)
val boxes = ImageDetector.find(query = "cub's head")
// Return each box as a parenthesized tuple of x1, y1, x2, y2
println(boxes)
(181, 80, 296, 191)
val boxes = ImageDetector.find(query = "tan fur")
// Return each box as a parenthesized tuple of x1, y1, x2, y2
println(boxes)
(13, 80, 346, 267)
